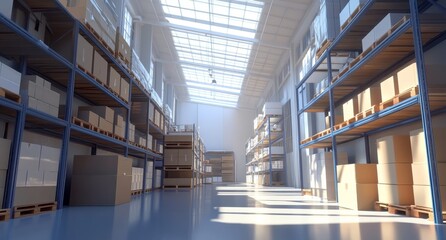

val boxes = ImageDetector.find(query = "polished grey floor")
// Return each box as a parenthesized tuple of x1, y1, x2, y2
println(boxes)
(1, 183, 446, 240)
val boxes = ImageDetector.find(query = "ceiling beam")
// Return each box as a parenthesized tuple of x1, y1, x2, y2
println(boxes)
(167, 81, 263, 99)
(134, 20, 289, 50)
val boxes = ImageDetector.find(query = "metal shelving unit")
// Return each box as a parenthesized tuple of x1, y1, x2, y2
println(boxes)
(0, 0, 165, 213)
(246, 115, 286, 186)
(295, 0, 446, 223)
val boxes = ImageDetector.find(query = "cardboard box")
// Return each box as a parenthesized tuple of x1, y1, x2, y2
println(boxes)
(28, 96, 38, 109)
(115, 114, 125, 127)
(26, 170, 44, 186)
(164, 149, 178, 166)
(76, 34, 93, 72)
(114, 125, 125, 138)
(70, 175, 131, 205)
(413, 185, 446, 209)
(116, 32, 131, 62)
(377, 163, 413, 185)
(376, 135, 412, 164)
(43, 171, 58, 186)
(78, 106, 114, 123)
(397, 62, 418, 94)
(163, 178, 194, 186)
(44, 89, 60, 107)
(39, 145, 60, 172)
(0, 138, 11, 170)
(73, 155, 132, 176)
(338, 182, 378, 210)
(337, 164, 377, 184)
(357, 86, 381, 113)
(412, 162, 446, 185)
(0, 62, 21, 94)
(378, 183, 414, 205)
(154, 110, 161, 127)
(263, 101, 282, 115)
(93, 51, 108, 85)
(374, 13, 407, 44)
(0, 0, 14, 19)
(410, 128, 446, 163)
(342, 98, 359, 121)
(362, 28, 375, 52)
(178, 149, 193, 165)
(165, 134, 193, 143)
(18, 142, 41, 172)
(78, 110, 99, 127)
(380, 76, 398, 102)
(14, 186, 56, 206)
(99, 117, 113, 133)
(34, 84, 45, 101)
(108, 66, 121, 94)
(20, 76, 37, 98)
(120, 79, 129, 102)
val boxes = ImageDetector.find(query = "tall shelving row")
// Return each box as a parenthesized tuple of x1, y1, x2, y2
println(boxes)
(246, 114, 286, 186)
(0, 0, 166, 214)
(296, 0, 446, 223)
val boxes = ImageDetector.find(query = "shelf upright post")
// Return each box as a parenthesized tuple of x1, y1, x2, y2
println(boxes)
(4, 57, 27, 209)
(327, 50, 339, 202)
(152, 157, 156, 190)
(295, 87, 304, 191)
(142, 154, 148, 193)
(55, 22, 79, 209)
(281, 115, 287, 186)
(409, 0, 443, 224)
(268, 116, 273, 186)
(125, 78, 133, 157)
(364, 134, 371, 164)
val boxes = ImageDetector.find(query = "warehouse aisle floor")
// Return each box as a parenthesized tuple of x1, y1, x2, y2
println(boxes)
(1, 183, 446, 240)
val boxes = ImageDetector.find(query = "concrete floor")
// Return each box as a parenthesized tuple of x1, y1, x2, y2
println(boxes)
(1, 183, 446, 240)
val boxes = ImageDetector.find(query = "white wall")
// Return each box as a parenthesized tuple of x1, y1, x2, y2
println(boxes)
(175, 101, 256, 182)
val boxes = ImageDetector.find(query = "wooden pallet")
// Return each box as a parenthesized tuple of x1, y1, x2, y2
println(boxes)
(84, 23, 115, 55)
(375, 202, 411, 216)
(77, 64, 95, 79)
(355, 105, 379, 121)
(316, 39, 332, 59)
(333, 118, 355, 130)
(411, 205, 446, 221)
(72, 117, 98, 131)
(117, 53, 131, 69)
(129, 141, 148, 150)
(14, 202, 57, 218)
(374, 16, 408, 48)
(0, 87, 21, 103)
(379, 86, 418, 111)
(164, 166, 194, 170)
(0, 209, 10, 222)
(340, 4, 362, 31)
(131, 190, 143, 196)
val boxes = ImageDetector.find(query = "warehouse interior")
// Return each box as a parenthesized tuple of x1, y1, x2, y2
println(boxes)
(1, 0, 446, 239)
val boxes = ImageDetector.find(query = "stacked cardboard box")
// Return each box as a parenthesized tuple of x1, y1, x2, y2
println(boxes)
(115, 31, 131, 64)
(70, 155, 132, 205)
(222, 155, 235, 182)
(154, 109, 161, 128)
(93, 51, 108, 85)
(313, 0, 347, 50)
(339, 0, 367, 28)
(357, 85, 381, 113)
(376, 135, 414, 205)
(131, 50, 152, 92)
(108, 66, 121, 94)
(76, 34, 94, 72)
(120, 79, 129, 102)
(310, 152, 348, 201)
(362, 13, 407, 51)
(253, 114, 264, 130)
(155, 169, 162, 189)
(67, 0, 119, 52)
(380, 76, 398, 102)
(396, 62, 418, 94)
(128, 123, 135, 142)
(145, 161, 153, 190)
(337, 164, 378, 210)
(342, 98, 359, 121)
(0, 61, 21, 95)
(112, 108, 126, 138)
(263, 102, 282, 116)
(410, 128, 446, 209)
(78, 106, 114, 133)
(21, 75, 60, 117)
(0, 138, 11, 203)
(14, 142, 60, 206)
(131, 167, 144, 191)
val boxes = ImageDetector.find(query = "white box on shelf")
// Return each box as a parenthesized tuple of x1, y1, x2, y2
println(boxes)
(339, 2, 350, 28)
(0, 62, 21, 94)
(26, 170, 44, 186)
(373, 13, 407, 43)
(19, 142, 41, 172)
(39, 146, 60, 172)
(43, 171, 58, 186)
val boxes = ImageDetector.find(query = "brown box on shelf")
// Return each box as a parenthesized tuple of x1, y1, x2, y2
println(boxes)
(70, 175, 131, 206)
(377, 163, 413, 185)
(342, 98, 359, 121)
(114, 125, 125, 138)
(148, 102, 155, 122)
(163, 178, 194, 186)
(99, 117, 113, 133)
(78, 110, 99, 127)
(14, 186, 56, 206)
(410, 128, 446, 163)
(78, 106, 114, 123)
(380, 76, 398, 102)
(93, 51, 108, 85)
(397, 62, 418, 94)
(72, 155, 132, 176)
(412, 162, 446, 185)
(376, 135, 412, 164)
(413, 185, 446, 209)
(337, 164, 377, 184)
(357, 86, 381, 113)
(76, 34, 93, 72)
(377, 183, 414, 205)
(115, 31, 131, 63)
(338, 182, 378, 210)
(120, 79, 129, 102)
(164, 149, 178, 166)
(108, 66, 121, 94)
(178, 149, 193, 165)
(165, 135, 193, 143)
(154, 110, 161, 127)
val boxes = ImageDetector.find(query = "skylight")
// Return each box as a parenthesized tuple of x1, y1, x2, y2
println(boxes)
(160, 0, 264, 108)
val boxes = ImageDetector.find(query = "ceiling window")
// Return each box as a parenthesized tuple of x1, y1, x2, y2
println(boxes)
(160, 0, 264, 108)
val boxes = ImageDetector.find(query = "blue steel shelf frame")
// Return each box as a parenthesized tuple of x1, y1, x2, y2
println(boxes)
(0, 1, 165, 214)
(295, 0, 445, 223)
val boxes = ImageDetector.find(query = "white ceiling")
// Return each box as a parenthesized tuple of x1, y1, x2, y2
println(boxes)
(129, 0, 312, 109)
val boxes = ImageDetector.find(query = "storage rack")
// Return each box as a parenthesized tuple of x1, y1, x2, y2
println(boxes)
(295, 0, 446, 223)
(0, 0, 166, 212)
(246, 115, 286, 186)
(205, 151, 235, 183)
